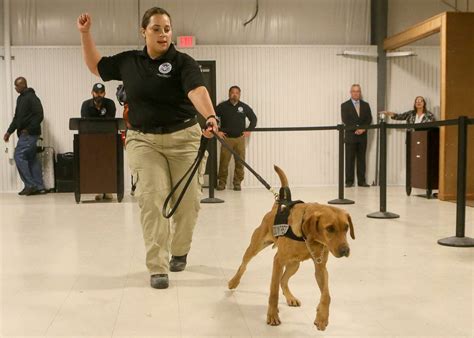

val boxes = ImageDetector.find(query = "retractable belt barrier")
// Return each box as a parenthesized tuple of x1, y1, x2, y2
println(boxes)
(175, 117, 473, 248)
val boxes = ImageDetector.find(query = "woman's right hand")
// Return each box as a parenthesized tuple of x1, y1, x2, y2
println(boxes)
(77, 13, 92, 33)
(379, 111, 394, 117)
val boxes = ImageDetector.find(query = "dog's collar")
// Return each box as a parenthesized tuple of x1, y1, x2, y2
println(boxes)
(304, 242, 327, 264)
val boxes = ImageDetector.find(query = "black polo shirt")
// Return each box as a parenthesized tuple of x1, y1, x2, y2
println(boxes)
(216, 100, 257, 137)
(80, 98, 116, 118)
(97, 44, 205, 129)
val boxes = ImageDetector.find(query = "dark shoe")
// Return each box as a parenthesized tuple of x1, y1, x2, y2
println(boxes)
(358, 183, 370, 187)
(150, 274, 169, 289)
(25, 187, 39, 196)
(233, 185, 241, 191)
(345, 183, 354, 188)
(216, 183, 226, 191)
(170, 254, 187, 272)
(18, 187, 29, 195)
(29, 188, 47, 196)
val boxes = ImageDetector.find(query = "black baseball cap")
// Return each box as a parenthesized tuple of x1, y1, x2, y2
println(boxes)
(92, 83, 105, 92)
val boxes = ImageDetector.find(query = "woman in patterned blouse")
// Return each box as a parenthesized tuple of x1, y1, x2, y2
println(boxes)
(384, 96, 435, 124)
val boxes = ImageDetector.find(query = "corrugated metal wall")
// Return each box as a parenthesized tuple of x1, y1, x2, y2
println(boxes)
(386, 46, 440, 185)
(0, 45, 377, 191)
(186, 45, 378, 187)
(0, 45, 440, 192)
(4, 0, 371, 46)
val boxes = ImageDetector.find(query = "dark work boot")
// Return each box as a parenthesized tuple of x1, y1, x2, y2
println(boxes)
(18, 187, 29, 195)
(170, 254, 187, 272)
(150, 274, 169, 289)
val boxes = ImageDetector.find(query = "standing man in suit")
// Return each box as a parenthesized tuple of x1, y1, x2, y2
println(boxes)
(341, 84, 372, 187)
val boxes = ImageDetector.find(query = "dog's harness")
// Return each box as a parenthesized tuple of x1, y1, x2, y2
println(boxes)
(273, 187, 306, 242)
(273, 187, 327, 264)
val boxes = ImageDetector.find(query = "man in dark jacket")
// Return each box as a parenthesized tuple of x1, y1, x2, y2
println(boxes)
(341, 84, 372, 187)
(3, 77, 46, 195)
(216, 86, 257, 191)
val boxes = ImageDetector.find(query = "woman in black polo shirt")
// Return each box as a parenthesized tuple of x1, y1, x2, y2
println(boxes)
(77, 7, 218, 289)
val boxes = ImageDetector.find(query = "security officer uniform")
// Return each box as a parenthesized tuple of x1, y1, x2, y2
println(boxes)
(97, 43, 206, 276)
(216, 99, 257, 190)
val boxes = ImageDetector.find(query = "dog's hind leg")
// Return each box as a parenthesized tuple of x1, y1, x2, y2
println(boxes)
(228, 225, 272, 290)
(281, 261, 301, 307)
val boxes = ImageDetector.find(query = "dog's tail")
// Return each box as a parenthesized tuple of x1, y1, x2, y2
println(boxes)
(274, 165, 289, 188)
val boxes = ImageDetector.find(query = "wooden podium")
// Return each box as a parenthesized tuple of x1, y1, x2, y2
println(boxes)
(406, 128, 439, 198)
(69, 118, 125, 203)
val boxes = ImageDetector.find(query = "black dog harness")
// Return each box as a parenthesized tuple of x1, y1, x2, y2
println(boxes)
(273, 187, 306, 242)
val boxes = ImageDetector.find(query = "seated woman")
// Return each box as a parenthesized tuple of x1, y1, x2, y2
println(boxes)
(384, 96, 435, 123)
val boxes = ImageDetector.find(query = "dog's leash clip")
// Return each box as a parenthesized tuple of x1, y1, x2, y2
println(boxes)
(270, 187, 279, 200)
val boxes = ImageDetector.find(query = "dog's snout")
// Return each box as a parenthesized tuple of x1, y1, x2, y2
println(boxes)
(338, 246, 350, 257)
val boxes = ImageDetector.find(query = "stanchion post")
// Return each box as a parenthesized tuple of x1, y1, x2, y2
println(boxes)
(328, 124, 354, 205)
(438, 116, 474, 247)
(367, 121, 399, 219)
(201, 137, 224, 204)
(405, 130, 412, 196)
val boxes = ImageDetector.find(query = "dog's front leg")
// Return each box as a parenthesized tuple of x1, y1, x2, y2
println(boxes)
(267, 254, 284, 326)
(314, 261, 330, 331)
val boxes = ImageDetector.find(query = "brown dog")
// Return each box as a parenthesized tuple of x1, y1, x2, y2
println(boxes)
(228, 166, 355, 331)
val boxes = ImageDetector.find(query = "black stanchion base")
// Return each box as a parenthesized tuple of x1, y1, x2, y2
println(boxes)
(201, 197, 225, 204)
(328, 198, 355, 205)
(437, 236, 474, 248)
(367, 211, 400, 219)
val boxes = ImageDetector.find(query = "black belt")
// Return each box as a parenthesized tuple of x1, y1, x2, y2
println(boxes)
(131, 117, 197, 134)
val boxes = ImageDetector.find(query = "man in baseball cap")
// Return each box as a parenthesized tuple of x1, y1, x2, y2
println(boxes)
(81, 83, 116, 119)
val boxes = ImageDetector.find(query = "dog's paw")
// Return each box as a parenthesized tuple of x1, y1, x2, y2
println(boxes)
(266, 309, 281, 326)
(285, 296, 301, 307)
(314, 312, 329, 331)
(227, 277, 240, 289)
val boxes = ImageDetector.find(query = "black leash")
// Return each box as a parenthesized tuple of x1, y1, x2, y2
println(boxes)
(162, 136, 209, 218)
(162, 130, 277, 219)
(212, 131, 279, 199)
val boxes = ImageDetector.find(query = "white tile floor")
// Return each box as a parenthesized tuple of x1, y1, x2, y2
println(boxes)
(1, 186, 473, 338)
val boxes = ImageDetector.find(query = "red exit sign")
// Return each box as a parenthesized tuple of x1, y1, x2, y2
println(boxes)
(177, 36, 195, 48)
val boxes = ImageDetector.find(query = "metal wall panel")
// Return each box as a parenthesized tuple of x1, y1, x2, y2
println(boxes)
(185, 45, 378, 187)
(0, 45, 379, 191)
(9, 0, 371, 45)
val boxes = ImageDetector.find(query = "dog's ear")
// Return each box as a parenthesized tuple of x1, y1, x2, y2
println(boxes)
(302, 211, 322, 239)
(347, 214, 355, 240)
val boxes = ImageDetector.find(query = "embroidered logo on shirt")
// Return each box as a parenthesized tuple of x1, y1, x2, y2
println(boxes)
(238, 107, 244, 113)
(100, 108, 107, 116)
(159, 62, 172, 74)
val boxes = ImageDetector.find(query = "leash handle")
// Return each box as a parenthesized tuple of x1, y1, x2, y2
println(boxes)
(162, 136, 209, 219)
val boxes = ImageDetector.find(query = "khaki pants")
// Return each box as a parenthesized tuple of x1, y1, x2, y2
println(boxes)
(126, 124, 204, 275)
(218, 136, 245, 186)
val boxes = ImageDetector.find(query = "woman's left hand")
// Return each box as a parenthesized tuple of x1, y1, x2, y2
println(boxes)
(203, 117, 219, 138)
